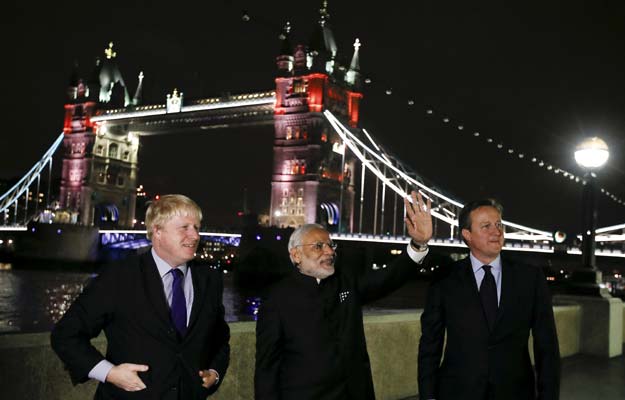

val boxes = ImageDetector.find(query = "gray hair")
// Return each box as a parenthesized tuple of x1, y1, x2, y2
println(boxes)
(288, 223, 325, 252)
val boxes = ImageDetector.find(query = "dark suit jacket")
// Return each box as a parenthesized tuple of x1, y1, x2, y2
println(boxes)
(50, 250, 230, 400)
(418, 256, 560, 400)
(254, 252, 419, 400)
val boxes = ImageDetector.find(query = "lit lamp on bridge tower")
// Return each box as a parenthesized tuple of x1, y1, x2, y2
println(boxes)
(571, 136, 610, 295)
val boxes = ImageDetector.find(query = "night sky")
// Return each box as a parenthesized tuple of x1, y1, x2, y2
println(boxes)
(2, 0, 624, 236)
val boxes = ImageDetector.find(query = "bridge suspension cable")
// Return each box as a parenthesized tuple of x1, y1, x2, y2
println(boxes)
(0, 132, 64, 223)
(323, 111, 554, 243)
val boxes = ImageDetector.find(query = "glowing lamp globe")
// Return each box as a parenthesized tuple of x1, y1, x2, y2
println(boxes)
(574, 137, 609, 170)
(553, 231, 567, 244)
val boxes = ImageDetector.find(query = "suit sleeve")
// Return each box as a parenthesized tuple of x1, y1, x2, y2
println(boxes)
(205, 274, 230, 395)
(359, 252, 420, 303)
(418, 279, 445, 400)
(254, 291, 282, 400)
(531, 268, 561, 400)
(50, 264, 118, 385)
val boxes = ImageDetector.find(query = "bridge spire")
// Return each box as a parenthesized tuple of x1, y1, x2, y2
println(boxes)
(67, 61, 84, 100)
(92, 41, 130, 107)
(131, 71, 144, 106)
(345, 38, 362, 88)
(308, 0, 337, 74)
(276, 21, 294, 77)
(104, 42, 117, 59)
(319, 0, 330, 25)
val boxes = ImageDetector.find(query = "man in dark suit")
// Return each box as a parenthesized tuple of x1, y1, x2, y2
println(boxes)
(418, 199, 560, 400)
(51, 194, 230, 400)
(255, 191, 433, 400)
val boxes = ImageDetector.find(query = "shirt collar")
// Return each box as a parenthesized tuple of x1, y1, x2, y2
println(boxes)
(151, 248, 188, 278)
(469, 252, 502, 274)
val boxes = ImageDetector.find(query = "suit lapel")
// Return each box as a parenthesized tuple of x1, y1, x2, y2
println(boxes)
(495, 259, 516, 329)
(459, 257, 479, 295)
(141, 251, 173, 330)
(457, 257, 484, 314)
(187, 263, 208, 332)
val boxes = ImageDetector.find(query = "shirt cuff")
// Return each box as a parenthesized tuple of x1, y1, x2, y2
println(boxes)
(88, 359, 115, 383)
(209, 369, 220, 384)
(406, 242, 429, 264)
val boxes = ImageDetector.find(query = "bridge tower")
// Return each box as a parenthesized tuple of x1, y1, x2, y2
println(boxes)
(60, 43, 139, 228)
(269, 2, 363, 232)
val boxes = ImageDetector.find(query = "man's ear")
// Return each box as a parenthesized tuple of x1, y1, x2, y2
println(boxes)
(461, 228, 471, 244)
(289, 248, 301, 265)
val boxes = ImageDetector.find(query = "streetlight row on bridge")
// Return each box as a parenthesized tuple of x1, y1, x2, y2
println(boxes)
(354, 70, 622, 207)
(418, 108, 624, 207)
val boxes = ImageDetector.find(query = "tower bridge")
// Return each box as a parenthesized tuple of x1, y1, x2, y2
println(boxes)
(0, 2, 623, 258)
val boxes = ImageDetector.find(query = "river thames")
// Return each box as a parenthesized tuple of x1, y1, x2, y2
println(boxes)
(0, 263, 429, 334)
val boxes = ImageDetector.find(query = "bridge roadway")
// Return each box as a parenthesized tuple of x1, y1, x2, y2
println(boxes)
(97, 229, 625, 259)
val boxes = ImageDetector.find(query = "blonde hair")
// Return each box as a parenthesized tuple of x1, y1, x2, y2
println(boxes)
(145, 194, 202, 240)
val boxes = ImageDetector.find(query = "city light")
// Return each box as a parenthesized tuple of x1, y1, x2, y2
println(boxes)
(575, 137, 610, 169)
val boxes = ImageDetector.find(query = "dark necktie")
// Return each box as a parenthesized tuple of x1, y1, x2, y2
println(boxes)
(170, 268, 187, 337)
(480, 265, 498, 331)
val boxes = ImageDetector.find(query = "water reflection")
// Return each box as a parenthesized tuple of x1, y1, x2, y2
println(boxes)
(0, 264, 425, 334)
(45, 280, 91, 325)
(0, 266, 262, 333)
(0, 268, 93, 333)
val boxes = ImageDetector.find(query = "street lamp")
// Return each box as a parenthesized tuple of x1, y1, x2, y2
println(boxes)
(572, 137, 609, 294)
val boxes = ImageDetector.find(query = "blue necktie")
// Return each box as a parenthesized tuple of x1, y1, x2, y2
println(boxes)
(480, 265, 498, 331)
(170, 268, 187, 337)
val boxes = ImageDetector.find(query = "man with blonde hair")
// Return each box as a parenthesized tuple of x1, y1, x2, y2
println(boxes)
(52, 194, 230, 400)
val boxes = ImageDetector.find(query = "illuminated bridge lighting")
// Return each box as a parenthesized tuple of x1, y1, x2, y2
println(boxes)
(99, 229, 241, 238)
(0, 227, 27, 232)
(324, 110, 555, 240)
(91, 92, 276, 122)
(330, 233, 555, 254)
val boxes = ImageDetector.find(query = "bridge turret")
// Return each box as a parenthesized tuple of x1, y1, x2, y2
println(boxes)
(59, 43, 139, 228)
(307, 0, 337, 75)
(87, 57, 102, 102)
(293, 44, 308, 75)
(270, 1, 359, 232)
(60, 63, 98, 217)
(276, 21, 294, 77)
(67, 62, 86, 101)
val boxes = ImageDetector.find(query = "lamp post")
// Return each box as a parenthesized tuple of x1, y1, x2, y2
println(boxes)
(572, 137, 609, 295)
